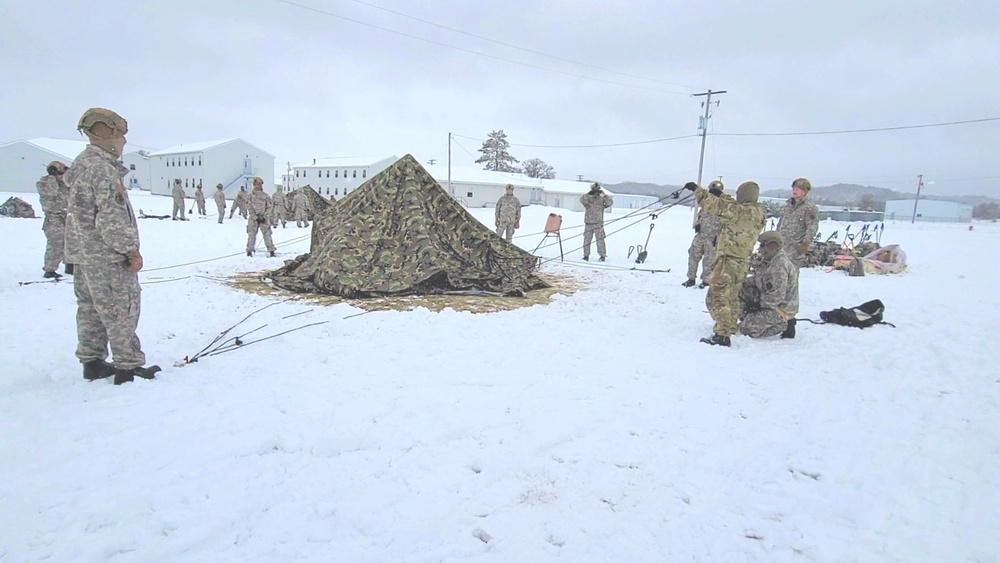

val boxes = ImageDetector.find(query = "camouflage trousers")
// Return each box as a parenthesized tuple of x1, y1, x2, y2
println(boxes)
(705, 256, 750, 337)
(272, 208, 287, 228)
(195, 199, 206, 215)
(172, 197, 186, 220)
(217, 203, 225, 224)
(295, 210, 309, 228)
(737, 282, 786, 338)
(42, 213, 67, 272)
(582, 222, 607, 258)
(74, 261, 146, 369)
(247, 218, 276, 253)
(686, 232, 717, 282)
(496, 222, 515, 242)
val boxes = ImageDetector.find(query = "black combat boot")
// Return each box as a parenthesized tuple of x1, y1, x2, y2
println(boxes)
(43, 270, 62, 279)
(599, 256, 607, 262)
(582, 256, 589, 261)
(113, 365, 162, 385)
(681, 279, 696, 288)
(246, 250, 253, 257)
(699, 334, 731, 347)
(83, 360, 115, 381)
(268, 250, 276, 257)
(781, 319, 797, 339)
(64, 263, 74, 275)
(698, 281, 709, 289)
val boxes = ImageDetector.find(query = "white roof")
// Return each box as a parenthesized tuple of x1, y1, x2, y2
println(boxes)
(294, 155, 398, 169)
(423, 164, 612, 195)
(149, 139, 238, 155)
(3, 138, 90, 161)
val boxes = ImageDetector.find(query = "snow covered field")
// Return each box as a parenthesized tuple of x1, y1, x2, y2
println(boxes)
(1, 189, 997, 562)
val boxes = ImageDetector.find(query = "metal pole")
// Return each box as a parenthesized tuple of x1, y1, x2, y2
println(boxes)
(695, 91, 714, 187)
(447, 132, 452, 197)
(910, 174, 923, 224)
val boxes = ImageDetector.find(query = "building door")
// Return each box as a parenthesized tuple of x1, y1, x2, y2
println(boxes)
(243, 158, 252, 175)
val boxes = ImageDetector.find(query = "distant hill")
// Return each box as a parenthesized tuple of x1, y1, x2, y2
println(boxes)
(607, 181, 998, 208)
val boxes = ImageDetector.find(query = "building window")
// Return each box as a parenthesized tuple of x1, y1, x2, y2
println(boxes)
(362, 170, 367, 178)
(185, 179, 189, 187)
(326, 170, 330, 178)
(184, 157, 188, 166)
(353, 170, 357, 178)
(335, 170, 339, 178)
(198, 157, 202, 166)
(335, 188, 339, 196)
(130, 164, 136, 170)
(295, 170, 299, 177)
(467, 191, 474, 198)
(325, 188, 329, 195)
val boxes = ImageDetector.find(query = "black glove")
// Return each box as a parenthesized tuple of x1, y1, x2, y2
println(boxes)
(256, 215, 266, 224)
(744, 301, 763, 314)
(694, 224, 701, 234)
(709, 187, 723, 197)
(683, 182, 698, 192)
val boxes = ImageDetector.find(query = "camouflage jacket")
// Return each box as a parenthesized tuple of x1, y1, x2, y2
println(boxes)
(748, 248, 799, 317)
(695, 187, 765, 259)
(495, 194, 521, 224)
(777, 197, 819, 248)
(247, 190, 273, 220)
(64, 145, 139, 265)
(172, 184, 186, 201)
(234, 191, 247, 207)
(579, 191, 613, 224)
(272, 190, 287, 211)
(293, 191, 309, 213)
(213, 189, 226, 207)
(194, 187, 205, 204)
(36, 174, 69, 216)
(696, 205, 722, 238)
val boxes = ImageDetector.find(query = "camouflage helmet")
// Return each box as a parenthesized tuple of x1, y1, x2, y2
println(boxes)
(46, 160, 68, 175)
(216, 183, 223, 188)
(707, 180, 724, 191)
(757, 231, 784, 248)
(77, 107, 128, 135)
(174, 178, 182, 184)
(791, 177, 812, 191)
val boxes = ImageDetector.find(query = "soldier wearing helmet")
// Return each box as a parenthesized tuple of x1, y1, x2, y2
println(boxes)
(737, 231, 799, 339)
(682, 179, 725, 288)
(64, 107, 160, 384)
(35, 160, 73, 279)
(777, 177, 819, 267)
(245, 176, 277, 257)
(213, 183, 227, 223)
(171, 179, 187, 221)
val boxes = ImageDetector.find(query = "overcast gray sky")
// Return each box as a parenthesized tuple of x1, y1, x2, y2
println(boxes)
(2, 0, 999, 196)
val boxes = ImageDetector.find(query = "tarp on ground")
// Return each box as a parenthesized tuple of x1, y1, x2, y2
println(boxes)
(0, 197, 37, 218)
(268, 155, 548, 297)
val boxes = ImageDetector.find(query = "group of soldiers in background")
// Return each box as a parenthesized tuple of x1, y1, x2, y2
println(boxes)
(162, 179, 313, 234)
(682, 177, 818, 347)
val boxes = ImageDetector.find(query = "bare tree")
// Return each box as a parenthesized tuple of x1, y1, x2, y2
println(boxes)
(522, 158, 555, 179)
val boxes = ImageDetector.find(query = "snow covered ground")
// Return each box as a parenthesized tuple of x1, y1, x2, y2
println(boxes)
(1, 189, 998, 562)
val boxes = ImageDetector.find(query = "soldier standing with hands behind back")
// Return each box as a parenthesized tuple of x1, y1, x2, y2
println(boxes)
(494, 183, 521, 242)
(579, 182, 613, 261)
(246, 177, 277, 257)
(65, 108, 160, 384)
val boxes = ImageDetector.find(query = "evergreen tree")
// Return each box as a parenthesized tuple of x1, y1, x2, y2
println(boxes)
(475, 130, 519, 172)
(522, 157, 555, 179)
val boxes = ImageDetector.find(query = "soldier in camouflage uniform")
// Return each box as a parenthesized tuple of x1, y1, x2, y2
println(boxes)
(171, 179, 187, 221)
(579, 182, 613, 261)
(494, 183, 521, 242)
(738, 231, 799, 339)
(36, 161, 73, 278)
(271, 187, 288, 228)
(293, 189, 310, 228)
(777, 177, 820, 267)
(683, 180, 724, 288)
(64, 108, 160, 385)
(230, 186, 248, 219)
(246, 177, 277, 257)
(685, 180, 766, 347)
(194, 182, 206, 216)
(213, 183, 227, 223)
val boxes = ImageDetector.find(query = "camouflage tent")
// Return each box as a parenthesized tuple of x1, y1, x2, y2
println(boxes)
(268, 155, 548, 297)
(0, 197, 37, 218)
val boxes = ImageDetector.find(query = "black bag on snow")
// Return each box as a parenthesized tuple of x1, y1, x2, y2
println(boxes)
(819, 299, 893, 329)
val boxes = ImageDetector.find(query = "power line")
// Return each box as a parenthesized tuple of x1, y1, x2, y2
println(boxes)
(453, 132, 700, 149)
(272, 0, 687, 95)
(346, 0, 696, 91)
(713, 116, 1000, 137)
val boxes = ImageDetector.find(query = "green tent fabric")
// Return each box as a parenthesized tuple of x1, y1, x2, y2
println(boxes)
(268, 155, 548, 297)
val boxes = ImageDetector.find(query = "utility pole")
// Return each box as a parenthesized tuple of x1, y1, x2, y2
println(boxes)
(911, 174, 924, 224)
(447, 133, 453, 197)
(692, 89, 726, 187)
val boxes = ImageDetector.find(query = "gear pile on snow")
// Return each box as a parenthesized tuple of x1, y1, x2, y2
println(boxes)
(0, 197, 37, 218)
(268, 155, 548, 298)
